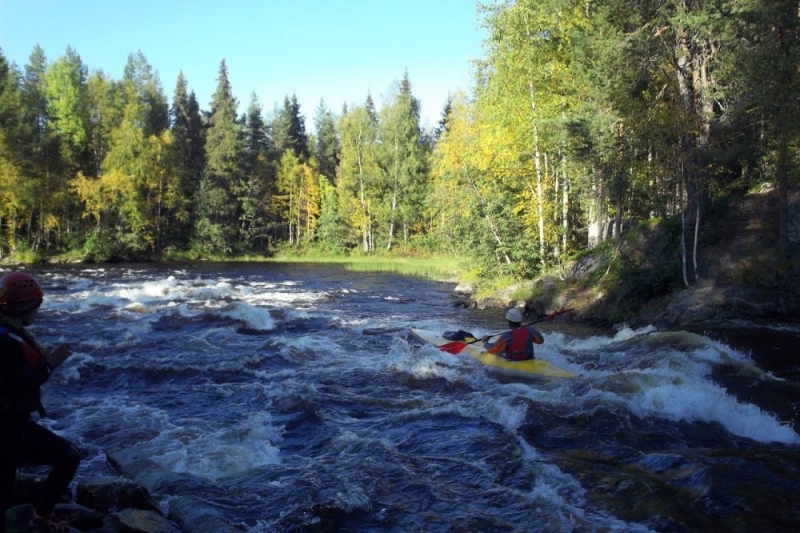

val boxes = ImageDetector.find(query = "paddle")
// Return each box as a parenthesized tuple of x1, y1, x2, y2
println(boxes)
(438, 308, 574, 355)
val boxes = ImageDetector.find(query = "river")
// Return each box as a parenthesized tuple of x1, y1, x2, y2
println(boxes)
(18, 262, 800, 532)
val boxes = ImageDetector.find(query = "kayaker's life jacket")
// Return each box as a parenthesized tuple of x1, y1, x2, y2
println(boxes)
(506, 327, 534, 361)
(0, 325, 48, 418)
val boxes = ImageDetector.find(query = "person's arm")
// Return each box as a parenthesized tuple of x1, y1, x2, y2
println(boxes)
(529, 328, 544, 344)
(483, 331, 510, 354)
(44, 343, 72, 369)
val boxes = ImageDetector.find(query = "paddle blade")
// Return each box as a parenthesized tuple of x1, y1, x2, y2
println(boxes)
(439, 341, 469, 354)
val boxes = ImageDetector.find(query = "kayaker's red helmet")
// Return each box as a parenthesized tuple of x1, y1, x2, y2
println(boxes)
(0, 271, 44, 316)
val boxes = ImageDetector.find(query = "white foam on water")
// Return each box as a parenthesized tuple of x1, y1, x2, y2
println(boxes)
(57, 351, 92, 383)
(546, 328, 800, 445)
(550, 325, 657, 351)
(212, 301, 277, 331)
(475, 395, 530, 432)
(186, 280, 236, 302)
(410, 325, 800, 447)
(630, 379, 800, 444)
(118, 276, 184, 302)
(146, 411, 283, 480)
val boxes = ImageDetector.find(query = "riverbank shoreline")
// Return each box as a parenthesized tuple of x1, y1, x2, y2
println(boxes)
(459, 188, 800, 331)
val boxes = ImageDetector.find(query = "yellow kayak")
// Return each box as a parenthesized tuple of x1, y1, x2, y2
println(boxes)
(411, 328, 577, 379)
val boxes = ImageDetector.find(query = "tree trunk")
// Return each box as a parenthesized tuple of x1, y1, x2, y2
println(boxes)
(614, 188, 622, 244)
(561, 155, 569, 257)
(534, 123, 546, 265)
(693, 197, 700, 279)
(777, 132, 789, 250)
(680, 176, 689, 288)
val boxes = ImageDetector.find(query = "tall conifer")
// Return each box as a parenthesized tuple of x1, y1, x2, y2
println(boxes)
(314, 99, 339, 184)
(273, 94, 309, 161)
(193, 59, 243, 254)
(240, 93, 272, 250)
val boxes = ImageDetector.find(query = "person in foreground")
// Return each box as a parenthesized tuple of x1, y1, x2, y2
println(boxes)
(482, 308, 544, 360)
(0, 272, 80, 533)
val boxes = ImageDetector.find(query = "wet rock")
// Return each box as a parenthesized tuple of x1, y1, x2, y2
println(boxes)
(7, 468, 181, 533)
(76, 479, 158, 514)
(168, 496, 245, 533)
(54, 503, 105, 530)
(473, 296, 508, 310)
(4, 503, 81, 533)
(105, 508, 180, 533)
(454, 281, 474, 294)
(105, 448, 206, 495)
(106, 447, 245, 532)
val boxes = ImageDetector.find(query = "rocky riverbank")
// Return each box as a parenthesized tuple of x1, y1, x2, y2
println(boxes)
(462, 188, 800, 329)
(5, 472, 183, 533)
(5, 446, 245, 533)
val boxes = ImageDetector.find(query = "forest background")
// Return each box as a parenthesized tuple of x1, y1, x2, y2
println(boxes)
(0, 0, 798, 306)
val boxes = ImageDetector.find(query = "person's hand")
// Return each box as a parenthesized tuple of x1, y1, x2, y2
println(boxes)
(481, 335, 490, 342)
(45, 343, 72, 369)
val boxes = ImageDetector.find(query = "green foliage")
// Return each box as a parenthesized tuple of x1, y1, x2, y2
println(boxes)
(193, 59, 243, 253)
(273, 94, 309, 161)
(2, 0, 798, 310)
(43, 47, 87, 162)
(314, 100, 339, 182)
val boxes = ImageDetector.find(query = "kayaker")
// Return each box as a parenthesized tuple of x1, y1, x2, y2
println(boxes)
(0, 272, 80, 533)
(482, 308, 544, 360)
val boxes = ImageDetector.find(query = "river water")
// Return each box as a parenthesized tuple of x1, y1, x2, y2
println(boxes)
(18, 262, 800, 532)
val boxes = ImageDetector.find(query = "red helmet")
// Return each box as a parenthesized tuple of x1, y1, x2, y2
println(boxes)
(0, 272, 44, 315)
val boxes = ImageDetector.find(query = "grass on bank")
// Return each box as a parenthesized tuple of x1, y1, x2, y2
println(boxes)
(13, 246, 464, 283)
(268, 250, 463, 281)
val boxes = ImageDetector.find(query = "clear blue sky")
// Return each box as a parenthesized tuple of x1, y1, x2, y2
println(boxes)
(0, 0, 487, 129)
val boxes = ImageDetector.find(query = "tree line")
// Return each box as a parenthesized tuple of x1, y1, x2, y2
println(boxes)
(0, 0, 797, 284)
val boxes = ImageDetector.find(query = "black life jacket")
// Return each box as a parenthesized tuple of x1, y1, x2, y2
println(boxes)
(0, 325, 48, 417)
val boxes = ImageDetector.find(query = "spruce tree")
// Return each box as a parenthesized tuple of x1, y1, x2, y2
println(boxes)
(314, 99, 339, 183)
(240, 93, 272, 250)
(168, 71, 204, 248)
(193, 59, 243, 254)
(273, 94, 309, 161)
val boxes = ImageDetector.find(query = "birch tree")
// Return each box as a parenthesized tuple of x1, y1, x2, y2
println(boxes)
(336, 99, 380, 252)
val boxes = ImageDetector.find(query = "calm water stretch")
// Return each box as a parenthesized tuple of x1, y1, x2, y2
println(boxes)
(19, 263, 800, 532)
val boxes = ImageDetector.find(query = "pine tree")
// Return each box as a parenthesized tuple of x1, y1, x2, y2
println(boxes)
(167, 71, 203, 248)
(193, 59, 243, 254)
(240, 93, 272, 250)
(314, 99, 338, 183)
(273, 94, 309, 161)
(434, 93, 454, 140)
